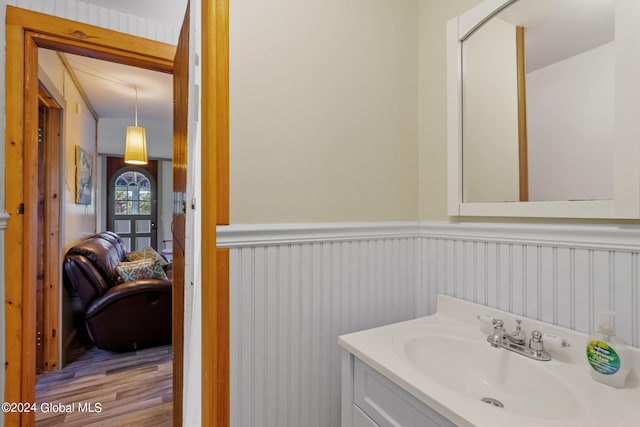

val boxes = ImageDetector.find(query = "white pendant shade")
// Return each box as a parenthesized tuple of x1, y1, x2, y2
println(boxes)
(124, 125, 148, 164)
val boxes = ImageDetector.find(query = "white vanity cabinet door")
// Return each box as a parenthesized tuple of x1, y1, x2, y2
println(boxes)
(354, 404, 380, 427)
(351, 357, 456, 427)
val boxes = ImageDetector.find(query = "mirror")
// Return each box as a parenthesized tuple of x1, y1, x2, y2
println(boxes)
(463, 0, 614, 203)
(447, 0, 640, 218)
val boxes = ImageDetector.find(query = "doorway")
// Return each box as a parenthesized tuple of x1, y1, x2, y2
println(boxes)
(4, 6, 186, 426)
(107, 162, 159, 252)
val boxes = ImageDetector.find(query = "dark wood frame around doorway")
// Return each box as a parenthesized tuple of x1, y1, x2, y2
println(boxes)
(5, 6, 176, 426)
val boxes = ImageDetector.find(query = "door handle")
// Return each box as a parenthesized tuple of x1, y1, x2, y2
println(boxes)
(151, 221, 157, 230)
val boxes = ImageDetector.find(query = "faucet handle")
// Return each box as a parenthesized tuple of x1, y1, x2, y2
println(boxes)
(477, 314, 495, 325)
(541, 333, 570, 348)
(477, 314, 504, 329)
(528, 330, 552, 361)
(514, 319, 523, 331)
(529, 330, 544, 351)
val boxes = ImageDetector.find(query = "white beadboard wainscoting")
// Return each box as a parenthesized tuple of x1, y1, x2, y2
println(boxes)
(217, 221, 640, 427)
(418, 223, 640, 348)
(219, 223, 420, 427)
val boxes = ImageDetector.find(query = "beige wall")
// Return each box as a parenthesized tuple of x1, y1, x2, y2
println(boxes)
(229, 0, 420, 224)
(418, 0, 484, 220)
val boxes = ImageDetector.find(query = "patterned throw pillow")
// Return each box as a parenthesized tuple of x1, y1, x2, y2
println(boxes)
(124, 246, 169, 266)
(116, 258, 169, 282)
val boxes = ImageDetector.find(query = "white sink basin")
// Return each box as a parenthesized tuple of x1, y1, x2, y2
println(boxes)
(339, 295, 640, 427)
(402, 334, 580, 420)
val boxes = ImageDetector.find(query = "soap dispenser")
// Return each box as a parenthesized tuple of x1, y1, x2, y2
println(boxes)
(586, 310, 630, 388)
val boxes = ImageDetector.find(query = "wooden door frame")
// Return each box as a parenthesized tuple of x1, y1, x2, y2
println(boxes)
(5, 3, 230, 426)
(37, 84, 62, 374)
(202, 0, 230, 425)
(4, 6, 179, 426)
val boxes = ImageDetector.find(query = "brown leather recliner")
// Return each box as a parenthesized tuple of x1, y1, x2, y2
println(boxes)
(63, 231, 172, 351)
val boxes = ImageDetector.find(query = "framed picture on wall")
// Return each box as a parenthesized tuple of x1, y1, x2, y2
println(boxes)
(75, 145, 93, 205)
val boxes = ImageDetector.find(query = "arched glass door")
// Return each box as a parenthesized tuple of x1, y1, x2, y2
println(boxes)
(108, 167, 157, 251)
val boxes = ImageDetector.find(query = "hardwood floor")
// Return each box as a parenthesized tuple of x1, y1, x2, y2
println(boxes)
(35, 342, 172, 426)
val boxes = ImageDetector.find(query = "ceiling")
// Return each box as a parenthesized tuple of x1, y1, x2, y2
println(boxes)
(42, 0, 188, 156)
(63, 52, 173, 125)
(498, 0, 615, 72)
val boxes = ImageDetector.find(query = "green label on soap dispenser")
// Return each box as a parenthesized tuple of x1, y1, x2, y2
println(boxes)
(587, 341, 621, 375)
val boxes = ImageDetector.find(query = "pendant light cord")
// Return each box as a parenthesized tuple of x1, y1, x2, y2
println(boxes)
(134, 86, 139, 126)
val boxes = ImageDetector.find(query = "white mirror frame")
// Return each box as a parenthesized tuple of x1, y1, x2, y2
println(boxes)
(447, 0, 640, 219)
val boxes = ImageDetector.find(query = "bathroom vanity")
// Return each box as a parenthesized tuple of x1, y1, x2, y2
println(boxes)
(339, 295, 640, 427)
(342, 353, 456, 427)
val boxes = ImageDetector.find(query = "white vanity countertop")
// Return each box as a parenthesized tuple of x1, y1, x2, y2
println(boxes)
(338, 295, 640, 427)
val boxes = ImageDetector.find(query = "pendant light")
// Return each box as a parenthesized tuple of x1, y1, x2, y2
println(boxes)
(124, 86, 148, 165)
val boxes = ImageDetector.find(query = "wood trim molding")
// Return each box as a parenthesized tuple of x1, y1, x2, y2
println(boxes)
(20, 31, 39, 423)
(38, 88, 63, 373)
(202, 0, 230, 425)
(4, 6, 176, 426)
(215, 9, 230, 227)
(7, 7, 175, 72)
(516, 26, 529, 202)
(4, 16, 27, 426)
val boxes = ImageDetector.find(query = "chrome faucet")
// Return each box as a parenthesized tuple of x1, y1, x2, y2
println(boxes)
(478, 315, 570, 362)
(506, 319, 526, 346)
